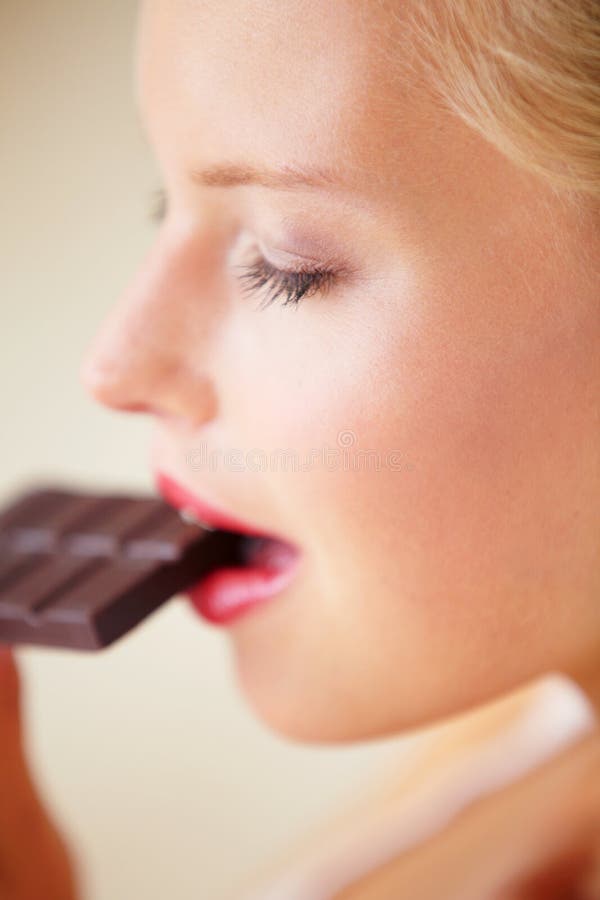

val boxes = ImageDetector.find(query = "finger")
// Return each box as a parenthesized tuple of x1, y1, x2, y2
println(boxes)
(0, 645, 40, 836)
(0, 645, 20, 706)
(0, 647, 79, 900)
(0, 645, 25, 759)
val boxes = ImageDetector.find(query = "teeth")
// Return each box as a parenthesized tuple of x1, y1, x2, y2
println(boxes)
(179, 507, 217, 531)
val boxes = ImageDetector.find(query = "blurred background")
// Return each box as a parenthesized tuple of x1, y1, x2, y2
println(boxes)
(0, 2, 420, 897)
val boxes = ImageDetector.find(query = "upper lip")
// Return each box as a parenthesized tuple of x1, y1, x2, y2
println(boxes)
(155, 470, 275, 539)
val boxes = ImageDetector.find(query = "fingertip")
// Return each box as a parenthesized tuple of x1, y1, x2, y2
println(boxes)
(0, 643, 16, 670)
(0, 643, 21, 706)
(0, 644, 13, 669)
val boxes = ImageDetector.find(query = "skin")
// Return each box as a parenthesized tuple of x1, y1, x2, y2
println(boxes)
(3, 2, 600, 896)
(0, 650, 78, 900)
(77, 0, 600, 744)
(2, 647, 600, 898)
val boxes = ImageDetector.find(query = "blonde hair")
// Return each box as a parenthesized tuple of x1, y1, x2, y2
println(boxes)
(405, 0, 600, 209)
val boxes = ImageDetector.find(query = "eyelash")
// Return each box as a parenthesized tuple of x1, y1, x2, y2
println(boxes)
(232, 255, 337, 310)
(147, 186, 338, 309)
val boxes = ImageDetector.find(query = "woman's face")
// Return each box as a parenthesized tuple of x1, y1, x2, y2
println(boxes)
(82, 0, 600, 742)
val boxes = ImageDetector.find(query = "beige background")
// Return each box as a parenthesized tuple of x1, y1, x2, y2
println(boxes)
(0, 3, 419, 898)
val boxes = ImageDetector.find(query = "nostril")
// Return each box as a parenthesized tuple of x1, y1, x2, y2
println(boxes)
(79, 332, 219, 424)
(113, 401, 156, 413)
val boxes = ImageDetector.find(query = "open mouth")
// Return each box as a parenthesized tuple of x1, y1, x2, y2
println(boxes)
(156, 471, 301, 625)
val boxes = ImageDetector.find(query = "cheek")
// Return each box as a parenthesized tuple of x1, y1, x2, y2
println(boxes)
(211, 230, 598, 739)
(220, 234, 598, 612)
(278, 253, 596, 656)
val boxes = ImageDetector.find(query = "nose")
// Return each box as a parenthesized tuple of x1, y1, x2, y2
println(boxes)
(81, 230, 219, 426)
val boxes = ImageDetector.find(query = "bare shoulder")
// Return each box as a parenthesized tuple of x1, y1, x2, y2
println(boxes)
(236, 676, 599, 900)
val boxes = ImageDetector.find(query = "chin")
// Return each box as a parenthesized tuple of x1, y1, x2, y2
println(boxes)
(242, 694, 373, 746)
(230, 652, 408, 746)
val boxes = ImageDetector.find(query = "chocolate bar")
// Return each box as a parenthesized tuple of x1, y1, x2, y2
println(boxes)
(0, 486, 242, 650)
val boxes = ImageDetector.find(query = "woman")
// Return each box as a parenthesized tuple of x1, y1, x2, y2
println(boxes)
(1, 0, 599, 896)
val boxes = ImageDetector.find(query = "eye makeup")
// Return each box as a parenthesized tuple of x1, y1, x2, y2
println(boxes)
(147, 185, 358, 309)
(233, 253, 339, 310)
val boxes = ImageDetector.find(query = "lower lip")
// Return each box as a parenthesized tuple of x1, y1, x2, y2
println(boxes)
(187, 543, 301, 626)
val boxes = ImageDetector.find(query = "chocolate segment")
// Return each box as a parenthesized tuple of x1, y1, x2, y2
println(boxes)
(0, 486, 242, 650)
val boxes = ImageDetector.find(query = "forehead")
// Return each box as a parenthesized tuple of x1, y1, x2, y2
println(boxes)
(135, 0, 419, 194)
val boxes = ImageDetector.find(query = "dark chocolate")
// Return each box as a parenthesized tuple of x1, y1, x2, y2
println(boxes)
(0, 486, 242, 651)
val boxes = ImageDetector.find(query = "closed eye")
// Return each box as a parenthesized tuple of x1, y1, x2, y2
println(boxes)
(232, 254, 338, 310)
(148, 187, 340, 310)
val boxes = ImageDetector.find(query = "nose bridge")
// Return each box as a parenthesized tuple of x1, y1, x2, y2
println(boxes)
(82, 227, 221, 421)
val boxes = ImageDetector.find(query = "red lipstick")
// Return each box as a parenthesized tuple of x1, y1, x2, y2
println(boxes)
(156, 471, 271, 537)
(155, 471, 301, 625)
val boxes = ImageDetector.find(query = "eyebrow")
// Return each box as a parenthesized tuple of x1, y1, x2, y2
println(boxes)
(134, 100, 359, 195)
(189, 161, 347, 193)
(135, 111, 366, 200)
